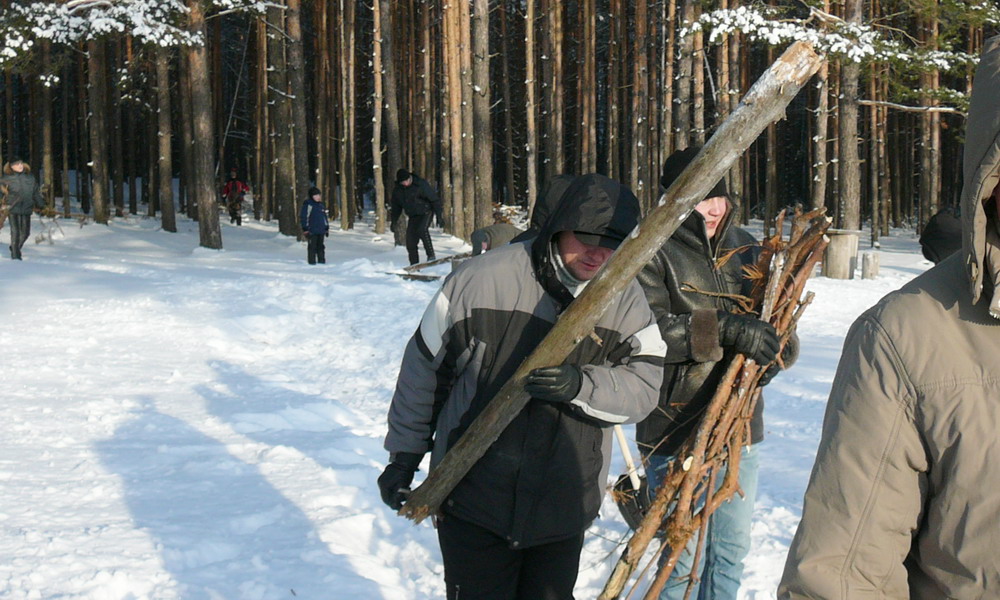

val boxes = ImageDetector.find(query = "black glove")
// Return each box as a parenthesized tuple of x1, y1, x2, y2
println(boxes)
(436, 212, 446, 228)
(758, 363, 780, 386)
(525, 365, 582, 403)
(717, 312, 780, 365)
(377, 452, 423, 511)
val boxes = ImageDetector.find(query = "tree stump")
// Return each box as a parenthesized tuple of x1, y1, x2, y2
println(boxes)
(822, 229, 861, 279)
(862, 251, 880, 279)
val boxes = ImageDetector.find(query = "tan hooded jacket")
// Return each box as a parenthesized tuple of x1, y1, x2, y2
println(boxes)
(779, 36, 1000, 599)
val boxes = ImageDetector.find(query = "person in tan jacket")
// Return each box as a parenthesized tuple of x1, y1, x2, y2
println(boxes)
(778, 35, 1000, 599)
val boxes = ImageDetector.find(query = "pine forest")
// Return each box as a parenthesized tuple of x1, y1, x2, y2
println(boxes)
(0, 0, 998, 249)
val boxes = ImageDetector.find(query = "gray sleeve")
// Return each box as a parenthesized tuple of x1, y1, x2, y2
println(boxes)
(384, 288, 453, 457)
(569, 286, 666, 425)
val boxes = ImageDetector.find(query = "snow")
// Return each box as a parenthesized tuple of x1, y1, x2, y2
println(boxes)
(0, 207, 931, 599)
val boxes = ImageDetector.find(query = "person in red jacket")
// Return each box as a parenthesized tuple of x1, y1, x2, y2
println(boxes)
(221, 169, 249, 225)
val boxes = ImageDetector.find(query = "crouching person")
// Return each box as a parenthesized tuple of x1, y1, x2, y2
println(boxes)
(379, 173, 666, 600)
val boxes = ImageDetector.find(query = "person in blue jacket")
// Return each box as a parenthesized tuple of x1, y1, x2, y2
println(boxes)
(300, 187, 329, 265)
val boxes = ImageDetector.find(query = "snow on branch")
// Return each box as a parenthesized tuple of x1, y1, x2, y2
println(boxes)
(685, 4, 985, 73)
(0, 0, 267, 67)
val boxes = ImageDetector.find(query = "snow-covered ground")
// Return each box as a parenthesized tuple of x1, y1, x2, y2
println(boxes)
(0, 208, 930, 599)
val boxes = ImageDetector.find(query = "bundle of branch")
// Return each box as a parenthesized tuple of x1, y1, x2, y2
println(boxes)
(600, 205, 831, 600)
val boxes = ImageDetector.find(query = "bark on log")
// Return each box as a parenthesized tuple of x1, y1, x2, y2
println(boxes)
(399, 41, 824, 524)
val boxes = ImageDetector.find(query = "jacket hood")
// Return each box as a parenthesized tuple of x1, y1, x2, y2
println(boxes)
(962, 34, 1000, 303)
(3, 163, 31, 175)
(531, 173, 641, 306)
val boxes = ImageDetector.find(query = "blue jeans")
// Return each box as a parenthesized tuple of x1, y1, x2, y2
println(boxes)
(646, 444, 759, 600)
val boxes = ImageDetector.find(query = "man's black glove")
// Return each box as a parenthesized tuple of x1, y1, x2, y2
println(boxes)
(717, 312, 780, 365)
(435, 212, 446, 229)
(377, 452, 423, 511)
(525, 365, 582, 403)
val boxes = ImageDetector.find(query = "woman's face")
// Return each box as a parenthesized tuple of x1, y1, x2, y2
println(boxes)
(11, 162, 24, 173)
(694, 196, 728, 240)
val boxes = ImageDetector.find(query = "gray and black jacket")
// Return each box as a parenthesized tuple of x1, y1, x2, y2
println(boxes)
(385, 174, 666, 548)
(635, 204, 773, 458)
(0, 168, 44, 216)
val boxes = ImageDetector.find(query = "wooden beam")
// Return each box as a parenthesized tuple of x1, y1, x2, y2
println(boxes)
(398, 41, 824, 524)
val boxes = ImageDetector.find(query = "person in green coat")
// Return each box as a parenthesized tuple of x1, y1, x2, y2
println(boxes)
(0, 157, 45, 260)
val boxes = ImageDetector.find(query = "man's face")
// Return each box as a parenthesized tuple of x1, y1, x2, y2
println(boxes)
(11, 161, 24, 173)
(694, 196, 728, 240)
(312, 193, 322, 202)
(557, 231, 614, 281)
(402, 176, 413, 187)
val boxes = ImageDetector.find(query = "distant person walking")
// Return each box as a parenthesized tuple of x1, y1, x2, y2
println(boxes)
(222, 169, 249, 226)
(0, 157, 44, 261)
(389, 169, 443, 265)
(300, 187, 329, 265)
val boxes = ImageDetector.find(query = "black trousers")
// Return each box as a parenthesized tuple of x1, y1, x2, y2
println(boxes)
(306, 233, 326, 264)
(437, 514, 584, 600)
(9, 214, 30, 259)
(405, 212, 435, 265)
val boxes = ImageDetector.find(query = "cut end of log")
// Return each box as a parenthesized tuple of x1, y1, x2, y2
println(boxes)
(399, 503, 433, 524)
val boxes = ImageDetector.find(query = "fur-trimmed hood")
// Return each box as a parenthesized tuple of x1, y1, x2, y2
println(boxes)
(3, 162, 31, 175)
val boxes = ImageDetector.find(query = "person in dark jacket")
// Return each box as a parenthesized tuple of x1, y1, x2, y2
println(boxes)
(390, 168, 444, 265)
(918, 206, 962, 264)
(379, 173, 666, 600)
(0, 157, 44, 260)
(300, 186, 329, 265)
(636, 147, 794, 600)
(222, 169, 250, 226)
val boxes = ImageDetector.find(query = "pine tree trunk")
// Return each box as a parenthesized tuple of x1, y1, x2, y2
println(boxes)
(380, 0, 405, 242)
(179, 49, 197, 220)
(156, 46, 177, 233)
(287, 0, 311, 215)
(472, 0, 492, 230)
(460, 0, 475, 239)
(110, 43, 124, 218)
(606, 0, 621, 180)
(187, 0, 222, 248)
(525, 0, 539, 214)
(838, 0, 862, 232)
(372, 0, 387, 233)
(60, 65, 70, 217)
(40, 41, 54, 212)
(268, 2, 297, 235)
(545, 0, 564, 177)
(499, 0, 518, 205)
(338, 0, 357, 229)
(692, 11, 705, 146)
(674, 0, 693, 150)
(811, 45, 829, 211)
(87, 39, 110, 224)
(631, 0, 649, 203)
(580, 0, 597, 173)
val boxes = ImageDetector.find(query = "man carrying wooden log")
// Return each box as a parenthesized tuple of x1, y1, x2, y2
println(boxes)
(635, 147, 796, 600)
(379, 173, 666, 599)
(779, 35, 1000, 600)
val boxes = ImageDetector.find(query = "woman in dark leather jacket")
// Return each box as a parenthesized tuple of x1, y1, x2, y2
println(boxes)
(636, 146, 795, 600)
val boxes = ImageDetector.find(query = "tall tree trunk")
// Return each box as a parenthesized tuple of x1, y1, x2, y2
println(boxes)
(156, 46, 177, 232)
(525, 0, 539, 214)
(187, 0, 222, 248)
(87, 39, 110, 224)
(631, 0, 649, 204)
(674, 0, 693, 150)
(499, 0, 517, 205)
(287, 0, 311, 214)
(544, 0, 564, 178)
(838, 0, 862, 231)
(60, 65, 70, 216)
(380, 0, 405, 242)
(268, 1, 297, 235)
(692, 10, 705, 146)
(41, 41, 54, 212)
(180, 49, 197, 219)
(606, 0, 621, 180)
(472, 0, 492, 230)
(372, 0, 387, 233)
(460, 0, 475, 238)
(338, 0, 357, 229)
(580, 0, 597, 173)
(811, 23, 829, 211)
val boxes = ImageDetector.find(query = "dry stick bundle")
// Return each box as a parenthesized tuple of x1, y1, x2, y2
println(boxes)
(600, 206, 831, 600)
